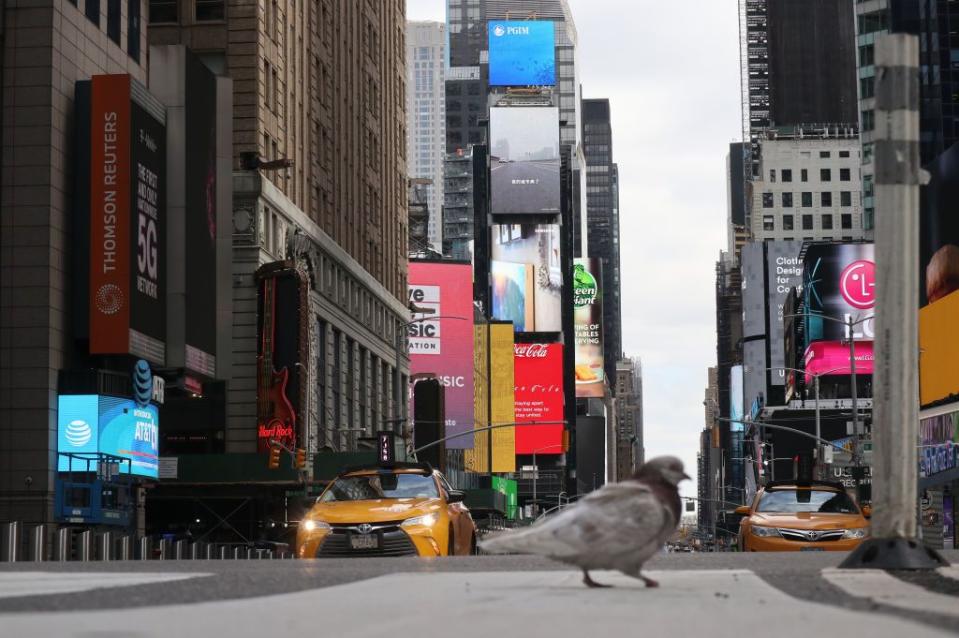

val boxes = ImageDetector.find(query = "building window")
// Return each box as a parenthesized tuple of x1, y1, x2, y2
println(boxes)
(769, 169, 776, 183)
(802, 214, 814, 230)
(862, 110, 875, 131)
(346, 338, 355, 429)
(821, 192, 833, 207)
(841, 191, 852, 207)
(332, 330, 342, 426)
(801, 168, 808, 182)
(839, 150, 851, 158)
(821, 168, 832, 182)
(822, 214, 834, 230)
(782, 214, 794, 231)
(762, 192, 774, 208)
(128, 0, 141, 61)
(782, 169, 793, 183)
(317, 320, 327, 432)
(86, 0, 100, 25)
(782, 192, 793, 208)
(840, 168, 851, 182)
(148, 0, 177, 22)
(107, 0, 121, 43)
(841, 214, 853, 229)
(763, 215, 775, 231)
(820, 151, 831, 158)
(196, 0, 225, 21)
(801, 192, 812, 207)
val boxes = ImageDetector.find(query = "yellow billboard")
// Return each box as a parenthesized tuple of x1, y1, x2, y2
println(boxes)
(465, 322, 515, 473)
(920, 288, 959, 406)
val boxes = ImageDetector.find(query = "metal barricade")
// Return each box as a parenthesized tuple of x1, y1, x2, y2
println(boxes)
(205, 543, 216, 560)
(117, 535, 132, 561)
(174, 540, 187, 560)
(96, 532, 113, 561)
(29, 525, 47, 562)
(1, 522, 21, 562)
(76, 530, 93, 561)
(158, 538, 173, 560)
(138, 536, 152, 560)
(233, 546, 243, 560)
(56, 528, 71, 561)
(219, 545, 228, 560)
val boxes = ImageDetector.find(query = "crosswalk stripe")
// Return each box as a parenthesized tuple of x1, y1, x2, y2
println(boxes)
(0, 572, 210, 600)
(0, 570, 953, 638)
(823, 568, 959, 618)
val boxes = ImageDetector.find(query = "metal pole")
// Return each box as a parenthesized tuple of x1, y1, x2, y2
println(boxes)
(395, 326, 403, 439)
(848, 315, 861, 500)
(814, 375, 821, 480)
(532, 450, 537, 517)
(841, 33, 943, 569)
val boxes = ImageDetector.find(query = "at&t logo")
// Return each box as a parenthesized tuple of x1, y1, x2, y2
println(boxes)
(64, 419, 93, 447)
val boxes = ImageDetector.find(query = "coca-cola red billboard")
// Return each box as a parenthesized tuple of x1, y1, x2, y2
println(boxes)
(514, 343, 564, 455)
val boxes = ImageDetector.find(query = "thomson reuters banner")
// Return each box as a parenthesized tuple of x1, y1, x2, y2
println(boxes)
(514, 343, 564, 455)
(408, 261, 474, 449)
(87, 75, 166, 363)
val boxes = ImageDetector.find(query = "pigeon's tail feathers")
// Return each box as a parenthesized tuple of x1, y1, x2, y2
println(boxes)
(478, 525, 572, 557)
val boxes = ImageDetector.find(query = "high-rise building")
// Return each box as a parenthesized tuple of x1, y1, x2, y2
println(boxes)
(582, 99, 622, 386)
(615, 358, 644, 480)
(407, 22, 446, 253)
(0, 0, 152, 524)
(747, 136, 866, 242)
(148, 3, 410, 463)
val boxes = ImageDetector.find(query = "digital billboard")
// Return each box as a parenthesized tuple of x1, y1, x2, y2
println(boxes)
(408, 261, 475, 450)
(730, 365, 744, 433)
(804, 340, 874, 384)
(802, 243, 876, 344)
(574, 258, 604, 397)
(88, 74, 166, 363)
(514, 343, 564, 454)
(920, 287, 959, 405)
(491, 225, 562, 332)
(184, 52, 218, 375)
(465, 323, 515, 473)
(57, 394, 159, 478)
(488, 21, 555, 87)
(741, 242, 766, 340)
(489, 106, 560, 215)
(765, 240, 803, 386)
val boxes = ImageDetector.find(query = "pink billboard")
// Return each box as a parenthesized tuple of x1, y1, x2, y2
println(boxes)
(408, 261, 475, 449)
(804, 340, 874, 384)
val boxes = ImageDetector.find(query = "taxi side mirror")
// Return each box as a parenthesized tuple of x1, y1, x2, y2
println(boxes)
(861, 505, 872, 519)
(734, 505, 751, 516)
(447, 490, 466, 504)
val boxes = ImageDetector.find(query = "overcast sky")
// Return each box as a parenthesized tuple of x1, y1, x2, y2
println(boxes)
(407, 0, 742, 498)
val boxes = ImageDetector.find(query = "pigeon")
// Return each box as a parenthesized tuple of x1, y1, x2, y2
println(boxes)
(479, 456, 690, 588)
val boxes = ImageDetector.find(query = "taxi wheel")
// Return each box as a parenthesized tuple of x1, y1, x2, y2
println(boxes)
(469, 533, 478, 555)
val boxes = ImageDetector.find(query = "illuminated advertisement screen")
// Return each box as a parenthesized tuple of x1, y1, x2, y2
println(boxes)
(57, 394, 160, 478)
(491, 225, 562, 332)
(489, 106, 560, 215)
(804, 340, 874, 384)
(802, 243, 875, 344)
(514, 343, 564, 454)
(488, 20, 555, 86)
(408, 261, 475, 449)
(730, 365, 744, 433)
(574, 258, 604, 397)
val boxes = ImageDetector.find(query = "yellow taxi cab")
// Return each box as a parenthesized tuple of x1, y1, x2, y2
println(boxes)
(296, 463, 477, 558)
(737, 481, 871, 552)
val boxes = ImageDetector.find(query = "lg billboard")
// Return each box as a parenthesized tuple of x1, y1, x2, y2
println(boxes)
(514, 343, 564, 455)
(489, 106, 560, 216)
(488, 20, 556, 87)
(802, 243, 876, 343)
(490, 224, 562, 332)
(408, 261, 475, 449)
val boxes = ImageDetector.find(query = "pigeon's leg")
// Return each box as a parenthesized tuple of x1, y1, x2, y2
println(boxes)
(623, 568, 659, 588)
(582, 570, 612, 588)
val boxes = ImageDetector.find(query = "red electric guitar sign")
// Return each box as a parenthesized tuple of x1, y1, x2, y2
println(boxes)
(257, 277, 296, 452)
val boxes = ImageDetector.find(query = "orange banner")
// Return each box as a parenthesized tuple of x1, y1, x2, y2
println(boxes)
(89, 75, 132, 354)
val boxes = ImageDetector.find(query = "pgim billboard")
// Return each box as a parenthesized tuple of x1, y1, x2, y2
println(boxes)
(488, 20, 556, 87)
(408, 260, 475, 449)
(489, 106, 560, 216)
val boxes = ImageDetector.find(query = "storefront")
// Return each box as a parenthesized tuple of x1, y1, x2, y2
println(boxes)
(918, 403, 959, 550)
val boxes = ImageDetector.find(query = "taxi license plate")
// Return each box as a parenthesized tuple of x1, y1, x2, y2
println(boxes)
(350, 534, 378, 550)
(800, 547, 824, 552)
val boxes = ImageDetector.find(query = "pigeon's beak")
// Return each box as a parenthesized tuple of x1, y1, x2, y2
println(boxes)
(682, 472, 691, 481)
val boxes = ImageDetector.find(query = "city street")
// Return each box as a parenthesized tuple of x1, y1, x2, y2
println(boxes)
(2, 553, 959, 637)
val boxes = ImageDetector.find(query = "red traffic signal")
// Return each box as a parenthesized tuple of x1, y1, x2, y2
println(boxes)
(268, 445, 281, 470)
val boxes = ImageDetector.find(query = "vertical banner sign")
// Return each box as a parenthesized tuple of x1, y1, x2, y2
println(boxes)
(465, 324, 490, 472)
(490, 323, 516, 472)
(574, 258, 604, 397)
(514, 343, 564, 454)
(408, 262, 475, 449)
(90, 75, 132, 354)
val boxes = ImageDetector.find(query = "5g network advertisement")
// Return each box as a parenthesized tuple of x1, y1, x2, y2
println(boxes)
(57, 394, 160, 478)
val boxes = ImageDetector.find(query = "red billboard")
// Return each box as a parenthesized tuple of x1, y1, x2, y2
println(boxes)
(804, 340, 874, 384)
(514, 343, 564, 455)
(408, 261, 475, 449)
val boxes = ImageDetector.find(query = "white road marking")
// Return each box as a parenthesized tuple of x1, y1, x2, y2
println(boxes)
(823, 568, 959, 618)
(0, 572, 210, 600)
(0, 570, 952, 638)
(937, 566, 959, 582)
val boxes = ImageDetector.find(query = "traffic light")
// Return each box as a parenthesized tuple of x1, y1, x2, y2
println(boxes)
(562, 429, 570, 453)
(268, 444, 281, 470)
(294, 448, 307, 469)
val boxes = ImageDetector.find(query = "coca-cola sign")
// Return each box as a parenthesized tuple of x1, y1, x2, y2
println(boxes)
(514, 343, 564, 455)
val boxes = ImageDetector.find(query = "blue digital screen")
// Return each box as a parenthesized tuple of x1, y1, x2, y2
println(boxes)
(488, 21, 555, 87)
(57, 395, 159, 478)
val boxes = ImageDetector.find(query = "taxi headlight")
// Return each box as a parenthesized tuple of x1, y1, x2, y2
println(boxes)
(401, 513, 437, 528)
(842, 527, 869, 539)
(302, 519, 331, 533)
(750, 525, 780, 538)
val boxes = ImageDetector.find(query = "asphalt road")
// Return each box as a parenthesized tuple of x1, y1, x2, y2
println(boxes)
(490, 160, 561, 214)
(1, 552, 959, 637)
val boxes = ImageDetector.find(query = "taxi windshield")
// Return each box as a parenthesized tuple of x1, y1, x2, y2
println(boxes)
(320, 473, 439, 502)
(757, 489, 858, 514)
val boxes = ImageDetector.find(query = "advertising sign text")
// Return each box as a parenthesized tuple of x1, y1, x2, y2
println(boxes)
(514, 343, 564, 454)
(574, 258, 604, 397)
(489, 107, 560, 215)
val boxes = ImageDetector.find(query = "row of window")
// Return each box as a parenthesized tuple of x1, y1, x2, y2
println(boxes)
(763, 191, 854, 208)
(148, 0, 224, 23)
(761, 213, 855, 232)
(70, 0, 141, 61)
(769, 166, 853, 183)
